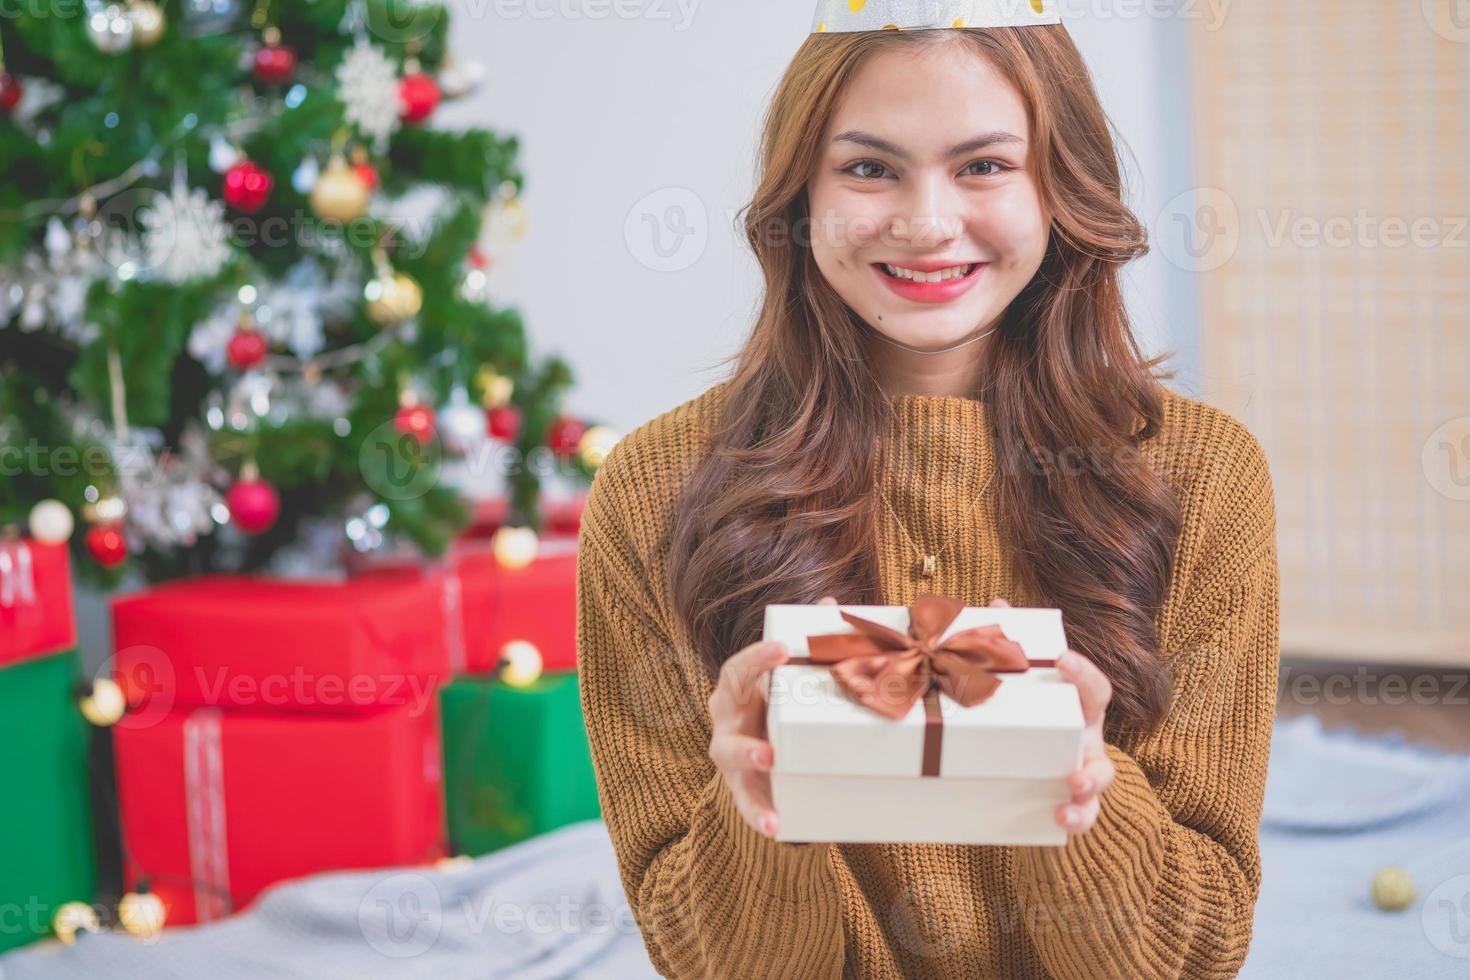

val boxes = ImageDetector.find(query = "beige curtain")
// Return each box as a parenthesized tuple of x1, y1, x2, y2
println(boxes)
(1189, 1, 1470, 665)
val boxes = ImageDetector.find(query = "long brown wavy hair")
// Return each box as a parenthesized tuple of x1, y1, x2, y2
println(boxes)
(667, 26, 1182, 737)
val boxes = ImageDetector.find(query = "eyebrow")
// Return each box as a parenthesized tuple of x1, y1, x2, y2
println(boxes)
(831, 129, 1025, 161)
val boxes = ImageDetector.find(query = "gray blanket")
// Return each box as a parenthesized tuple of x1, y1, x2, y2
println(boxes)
(0, 820, 659, 979)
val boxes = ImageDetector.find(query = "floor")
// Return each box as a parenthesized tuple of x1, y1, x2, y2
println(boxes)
(1276, 658, 1470, 753)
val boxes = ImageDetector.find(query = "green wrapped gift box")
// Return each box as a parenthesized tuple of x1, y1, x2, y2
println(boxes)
(440, 671, 601, 856)
(0, 649, 98, 953)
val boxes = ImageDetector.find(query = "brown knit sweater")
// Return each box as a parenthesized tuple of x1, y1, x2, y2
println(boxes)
(575, 380, 1279, 979)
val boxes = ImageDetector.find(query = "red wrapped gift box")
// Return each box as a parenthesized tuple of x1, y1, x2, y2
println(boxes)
(350, 537, 580, 675)
(0, 539, 76, 669)
(112, 574, 456, 714)
(460, 495, 584, 542)
(112, 699, 445, 925)
(454, 541, 578, 674)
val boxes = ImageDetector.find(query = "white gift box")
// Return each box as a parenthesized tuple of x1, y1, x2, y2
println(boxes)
(762, 603, 1084, 846)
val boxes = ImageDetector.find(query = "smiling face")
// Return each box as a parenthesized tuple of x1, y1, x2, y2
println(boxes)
(806, 37, 1052, 357)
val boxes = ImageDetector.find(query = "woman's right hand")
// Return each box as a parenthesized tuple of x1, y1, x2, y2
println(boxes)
(708, 596, 839, 839)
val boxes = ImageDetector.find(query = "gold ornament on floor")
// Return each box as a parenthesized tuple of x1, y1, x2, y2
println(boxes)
(118, 885, 167, 939)
(436, 854, 475, 872)
(309, 153, 371, 223)
(1371, 867, 1417, 911)
(498, 640, 543, 688)
(79, 677, 127, 727)
(52, 901, 101, 945)
(364, 248, 423, 326)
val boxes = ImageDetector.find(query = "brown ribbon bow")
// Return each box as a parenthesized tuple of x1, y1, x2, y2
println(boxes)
(785, 593, 1055, 777)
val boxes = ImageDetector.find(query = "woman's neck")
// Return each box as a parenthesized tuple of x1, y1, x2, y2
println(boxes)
(865, 320, 995, 398)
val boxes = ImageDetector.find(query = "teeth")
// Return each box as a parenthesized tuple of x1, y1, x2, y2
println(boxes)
(883, 263, 974, 283)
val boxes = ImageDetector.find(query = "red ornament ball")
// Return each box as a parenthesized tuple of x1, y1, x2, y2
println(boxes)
(398, 73, 441, 124)
(253, 42, 297, 84)
(85, 524, 128, 568)
(546, 415, 587, 456)
(395, 404, 436, 444)
(226, 329, 268, 370)
(486, 404, 521, 442)
(223, 160, 274, 213)
(226, 477, 281, 534)
(0, 73, 22, 112)
(354, 162, 380, 190)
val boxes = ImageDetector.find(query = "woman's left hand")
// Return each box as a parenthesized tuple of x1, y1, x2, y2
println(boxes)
(989, 597, 1115, 834)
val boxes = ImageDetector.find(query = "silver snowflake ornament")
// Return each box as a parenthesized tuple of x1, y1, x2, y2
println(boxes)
(335, 38, 401, 154)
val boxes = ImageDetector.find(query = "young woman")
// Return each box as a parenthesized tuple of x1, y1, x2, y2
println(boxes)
(576, 16, 1278, 980)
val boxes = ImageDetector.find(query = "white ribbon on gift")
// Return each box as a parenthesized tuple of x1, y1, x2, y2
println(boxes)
(183, 707, 231, 923)
(0, 539, 36, 609)
(438, 559, 468, 675)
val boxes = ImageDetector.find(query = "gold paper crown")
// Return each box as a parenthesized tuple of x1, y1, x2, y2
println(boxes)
(813, 0, 1060, 33)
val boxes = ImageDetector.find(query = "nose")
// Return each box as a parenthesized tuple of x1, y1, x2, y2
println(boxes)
(888, 171, 964, 250)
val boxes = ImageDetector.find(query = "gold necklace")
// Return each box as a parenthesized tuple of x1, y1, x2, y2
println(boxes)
(878, 476, 995, 579)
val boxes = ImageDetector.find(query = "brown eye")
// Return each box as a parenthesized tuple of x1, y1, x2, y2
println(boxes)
(840, 160, 889, 180)
(965, 159, 1013, 177)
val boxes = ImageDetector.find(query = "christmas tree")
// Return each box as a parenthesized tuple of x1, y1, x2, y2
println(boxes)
(0, 0, 615, 582)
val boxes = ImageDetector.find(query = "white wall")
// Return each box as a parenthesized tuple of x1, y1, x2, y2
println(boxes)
(439, 0, 1202, 436)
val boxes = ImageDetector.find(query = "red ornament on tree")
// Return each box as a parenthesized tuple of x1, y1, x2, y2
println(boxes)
(398, 72, 440, 124)
(223, 160, 274, 213)
(226, 325, 268, 370)
(546, 415, 587, 456)
(85, 524, 128, 568)
(226, 468, 281, 534)
(252, 30, 297, 84)
(353, 162, 379, 190)
(486, 404, 520, 441)
(0, 73, 22, 113)
(395, 404, 436, 444)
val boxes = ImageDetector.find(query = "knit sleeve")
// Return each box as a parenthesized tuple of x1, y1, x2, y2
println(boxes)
(575, 454, 846, 979)
(1011, 424, 1280, 979)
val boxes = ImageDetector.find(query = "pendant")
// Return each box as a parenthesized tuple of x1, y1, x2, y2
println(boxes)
(921, 555, 937, 578)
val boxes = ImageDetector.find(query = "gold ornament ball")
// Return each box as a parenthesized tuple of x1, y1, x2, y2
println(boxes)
(80, 677, 127, 727)
(491, 525, 539, 570)
(499, 640, 543, 688)
(118, 889, 168, 939)
(435, 854, 475, 873)
(476, 367, 514, 408)
(578, 425, 621, 470)
(1371, 867, 1417, 911)
(365, 271, 424, 326)
(310, 155, 371, 223)
(129, 1, 167, 46)
(53, 901, 101, 945)
(28, 499, 75, 544)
